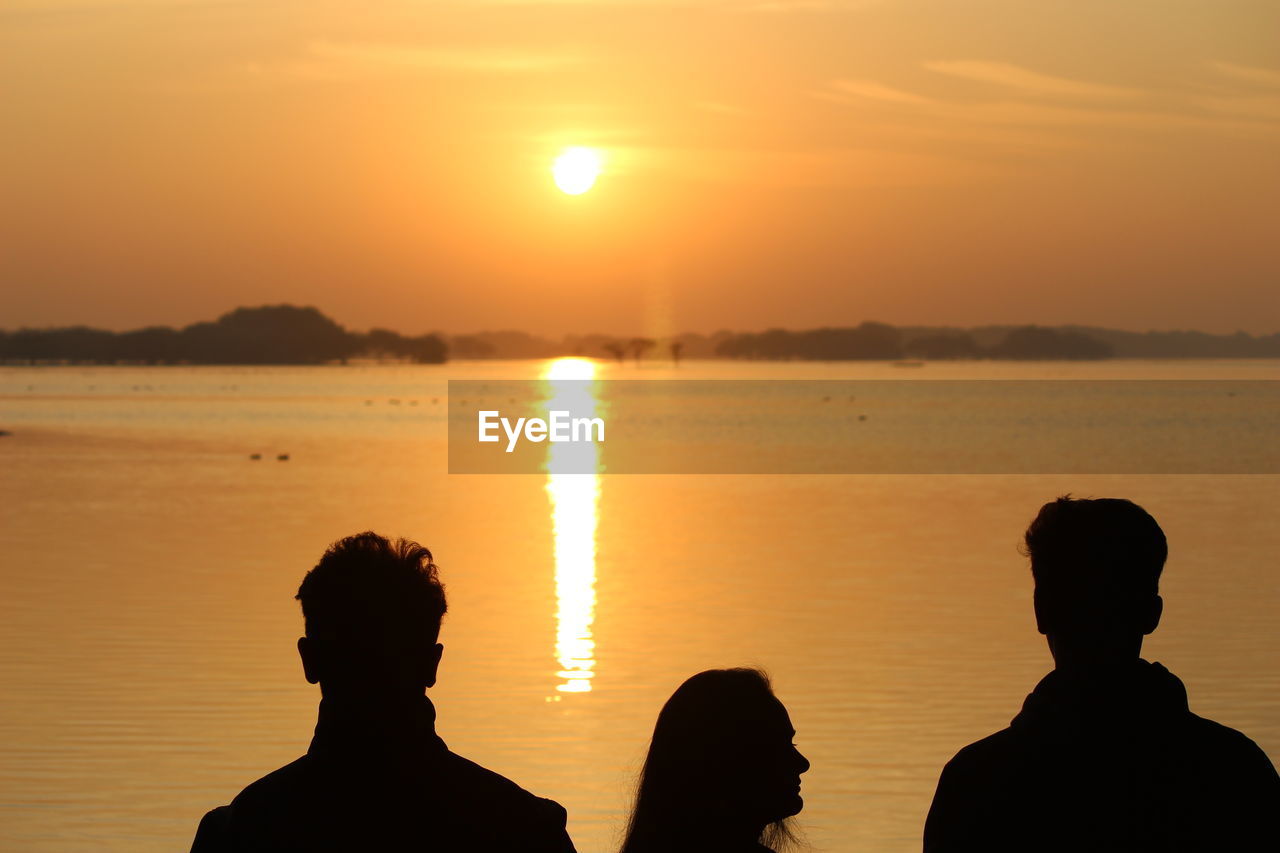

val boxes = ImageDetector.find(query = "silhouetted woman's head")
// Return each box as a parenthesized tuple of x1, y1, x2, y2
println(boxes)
(621, 668, 810, 853)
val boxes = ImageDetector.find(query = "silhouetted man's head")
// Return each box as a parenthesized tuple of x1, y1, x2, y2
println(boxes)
(295, 532, 447, 702)
(1025, 497, 1166, 669)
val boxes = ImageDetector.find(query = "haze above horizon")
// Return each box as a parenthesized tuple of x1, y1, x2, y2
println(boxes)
(2, 0, 1277, 335)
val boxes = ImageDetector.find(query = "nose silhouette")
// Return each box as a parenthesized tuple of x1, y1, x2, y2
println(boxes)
(794, 746, 811, 776)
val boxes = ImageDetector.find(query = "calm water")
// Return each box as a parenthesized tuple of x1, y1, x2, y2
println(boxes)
(1, 360, 1277, 852)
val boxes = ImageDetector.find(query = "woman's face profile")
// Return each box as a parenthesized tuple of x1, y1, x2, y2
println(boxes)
(735, 696, 810, 826)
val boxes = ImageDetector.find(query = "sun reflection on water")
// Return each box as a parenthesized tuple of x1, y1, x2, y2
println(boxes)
(543, 358, 600, 694)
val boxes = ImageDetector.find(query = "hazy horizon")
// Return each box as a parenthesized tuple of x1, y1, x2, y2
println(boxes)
(3, 1, 1278, 336)
(3, 305, 1278, 341)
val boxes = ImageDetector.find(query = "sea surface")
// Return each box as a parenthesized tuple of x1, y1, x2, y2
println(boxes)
(1, 359, 1277, 852)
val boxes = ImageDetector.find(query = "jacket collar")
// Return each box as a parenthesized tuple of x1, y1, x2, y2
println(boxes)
(1012, 658, 1190, 732)
(308, 694, 448, 763)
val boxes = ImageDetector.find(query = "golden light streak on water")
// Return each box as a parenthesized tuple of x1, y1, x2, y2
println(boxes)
(543, 358, 601, 694)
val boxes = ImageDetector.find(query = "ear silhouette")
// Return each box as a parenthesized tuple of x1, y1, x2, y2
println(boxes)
(298, 636, 321, 685)
(425, 643, 443, 689)
(1033, 590, 1051, 636)
(1140, 595, 1163, 636)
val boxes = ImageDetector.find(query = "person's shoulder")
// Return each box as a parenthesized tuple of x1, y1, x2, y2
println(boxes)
(944, 725, 1024, 773)
(227, 755, 317, 810)
(437, 750, 575, 850)
(440, 749, 569, 820)
(190, 756, 315, 852)
(1182, 712, 1279, 774)
(1185, 711, 1265, 746)
(925, 726, 1028, 852)
(191, 805, 233, 852)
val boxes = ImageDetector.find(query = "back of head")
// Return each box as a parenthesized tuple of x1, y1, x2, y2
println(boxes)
(622, 668, 803, 852)
(1025, 496, 1166, 662)
(295, 532, 447, 698)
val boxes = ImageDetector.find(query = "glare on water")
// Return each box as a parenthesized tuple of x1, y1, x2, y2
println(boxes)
(543, 358, 601, 694)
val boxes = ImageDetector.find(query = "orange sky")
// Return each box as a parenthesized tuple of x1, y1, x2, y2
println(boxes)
(2, 0, 1278, 336)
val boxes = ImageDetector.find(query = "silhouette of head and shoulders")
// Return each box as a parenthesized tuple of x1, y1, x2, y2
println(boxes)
(620, 668, 810, 853)
(925, 496, 1279, 853)
(191, 532, 575, 853)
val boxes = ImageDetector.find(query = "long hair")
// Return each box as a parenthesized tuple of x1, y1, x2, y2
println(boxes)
(620, 668, 804, 853)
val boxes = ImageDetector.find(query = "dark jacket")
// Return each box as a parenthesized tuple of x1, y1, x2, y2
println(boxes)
(191, 697, 576, 853)
(924, 660, 1279, 852)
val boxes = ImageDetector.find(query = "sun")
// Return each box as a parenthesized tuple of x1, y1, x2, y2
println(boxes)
(552, 147, 602, 195)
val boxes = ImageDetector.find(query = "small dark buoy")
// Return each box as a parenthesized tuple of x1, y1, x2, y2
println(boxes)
(0, 429, 12, 437)
(249, 453, 261, 460)
(822, 396, 831, 402)
(277, 453, 290, 461)
(858, 414, 867, 421)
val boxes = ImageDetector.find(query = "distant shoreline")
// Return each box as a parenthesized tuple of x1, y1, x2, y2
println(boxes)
(4, 356, 1280, 368)
(4, 304, 1279, 364)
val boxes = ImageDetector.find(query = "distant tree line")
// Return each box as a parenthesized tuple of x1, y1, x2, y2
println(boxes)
(0, 305, 447, 365)
(446, 323, 1280, 361)
(716, 322, 908, 360)
(1041, 326, 1280, 358)
(712, 323, 1116, 360)
(7, 308, 1278, 364)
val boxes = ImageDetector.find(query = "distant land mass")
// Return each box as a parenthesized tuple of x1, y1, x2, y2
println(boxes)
(0, 305, 446, 365)
(3, 306, 1280, 365)
(453, 322, 1280, 361)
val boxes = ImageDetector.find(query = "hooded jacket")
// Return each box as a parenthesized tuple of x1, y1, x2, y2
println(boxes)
(924, 660, 1279, 852)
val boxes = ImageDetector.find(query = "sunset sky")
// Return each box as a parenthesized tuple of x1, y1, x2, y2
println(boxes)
(3, 0, 1278, 336)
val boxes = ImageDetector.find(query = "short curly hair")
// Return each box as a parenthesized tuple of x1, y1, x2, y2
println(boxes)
(1025, 496, 1166, 607)
(295, 532, 447, 648)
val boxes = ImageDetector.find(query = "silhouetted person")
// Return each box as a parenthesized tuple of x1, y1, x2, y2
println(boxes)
(925, 497, 1279, 852)
(191, 532, 576, 852)
(620, 668, 810, 853)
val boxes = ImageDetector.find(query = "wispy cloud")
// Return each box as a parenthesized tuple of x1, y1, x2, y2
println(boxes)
(696, 101, 754, 117)
(458, 0, 882, 7)
(1208, 61, 1280, 89)
(238, 41, 583, 82)
(1194, 95, 1280, 122)
(747, 0, 887, 11)
(616, 144, 995, 188)
(944, 101, 1264, 132)
(825, 79, 934, 105)
(923, 61, 1142, 99)
(815, 69, 1280, 149)
(311, 42, 580, 73)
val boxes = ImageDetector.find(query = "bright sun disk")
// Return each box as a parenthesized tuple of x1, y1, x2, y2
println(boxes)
(552, 147, 602, 195)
